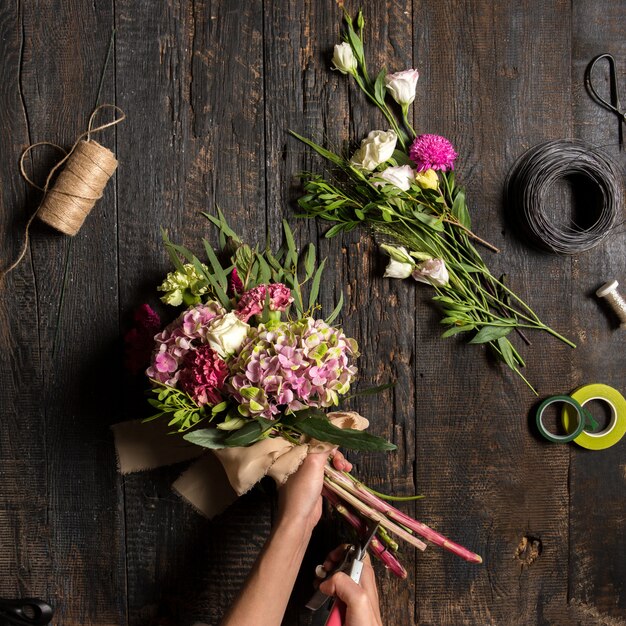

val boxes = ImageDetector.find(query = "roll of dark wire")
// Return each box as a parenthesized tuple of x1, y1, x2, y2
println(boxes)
(506, 139, 622, 254)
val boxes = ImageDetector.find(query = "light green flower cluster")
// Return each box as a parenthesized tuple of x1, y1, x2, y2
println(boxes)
(157, 263, 209, 307)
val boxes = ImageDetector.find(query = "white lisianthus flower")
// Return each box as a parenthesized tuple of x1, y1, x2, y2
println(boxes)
(376, 164, 415, 191)
(384, 258, 414, 279)
(415, 168, 439, 190)
(380, 244, 415, 279)
(206, 312, 250, 357)
(332, 42, 358, 75)
(350, 130, 397, 171)
(412, 258, 450, 287)
(385, 69, 419, 106)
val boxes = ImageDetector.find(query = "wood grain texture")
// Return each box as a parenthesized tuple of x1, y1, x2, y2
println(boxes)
(0, 0, 624, 625)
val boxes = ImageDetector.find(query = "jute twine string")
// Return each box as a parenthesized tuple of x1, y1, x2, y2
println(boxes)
(0, 104, 125, 282)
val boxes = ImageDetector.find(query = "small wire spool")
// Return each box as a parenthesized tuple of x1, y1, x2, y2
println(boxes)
(506, 139, 622, 254)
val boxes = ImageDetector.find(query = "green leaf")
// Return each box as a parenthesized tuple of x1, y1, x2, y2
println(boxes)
(225, 420, 272, 447)
(256, 253, 272, 284)
(413, 211, 445, 231)
(303, 243, 316, 280)
(325, 291, 344, 324)
(374, 67, 387, 105)
(282, 220, 298, 269)
(295, 417, 396, 452)
(289, 131, 346, 168)
(183, 428, 229, 449)
(441, 324, 475, 338)
(308, 259, 327, 310)
(469, 325, 513, 344)
(392, 149, 413, 166)
(345, 382, 395, 399)
(211, 401, 228, 415)
(325, 223, 345, 238)
(202, 238, 228, 291)
(161, 228, 186, 274)
(497, 336, 516, 369)
(451, 189, 471, 228)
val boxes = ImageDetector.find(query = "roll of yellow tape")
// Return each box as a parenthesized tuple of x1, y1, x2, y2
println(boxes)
(562, 384, 626, 450)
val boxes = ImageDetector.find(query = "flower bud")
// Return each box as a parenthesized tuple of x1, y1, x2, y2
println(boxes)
(385, 69, 419, 106)
(332, 42, 358, 75)
(415, 168, 439, 190)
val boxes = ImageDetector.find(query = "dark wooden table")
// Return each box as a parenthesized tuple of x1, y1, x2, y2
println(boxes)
(1, 1, 625, 624)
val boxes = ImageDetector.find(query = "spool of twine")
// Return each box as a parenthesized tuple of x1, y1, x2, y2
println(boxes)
(0, 104, 125, 281)
(37, 139, 118, 236)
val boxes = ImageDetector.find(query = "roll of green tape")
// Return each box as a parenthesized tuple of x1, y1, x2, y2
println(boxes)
(562, 384, 626, 450)
(536, 395, 586, 443)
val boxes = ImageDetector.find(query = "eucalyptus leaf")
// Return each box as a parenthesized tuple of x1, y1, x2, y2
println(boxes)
(295, 417, 396, 451)
(183, 428, 229, 449)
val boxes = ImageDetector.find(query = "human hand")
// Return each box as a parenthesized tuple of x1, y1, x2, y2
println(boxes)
(277, 450, 352, 532)
(317, 545, 382, 626)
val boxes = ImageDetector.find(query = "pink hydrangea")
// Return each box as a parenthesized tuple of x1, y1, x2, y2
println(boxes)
(236, 283, 294, 322)
(409, 134, 458, 172)
(178, 345, 228, 406)
(146, 301, 225, 386)
(228, 318, 359, 418)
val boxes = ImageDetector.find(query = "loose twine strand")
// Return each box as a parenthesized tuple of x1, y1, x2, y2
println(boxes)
(0, 103, 125, 282)
(506, 139, 623, 254)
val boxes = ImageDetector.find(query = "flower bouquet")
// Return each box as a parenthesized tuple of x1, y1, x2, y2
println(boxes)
(123, 210, 481, 577)
(291, 10, 575, 393)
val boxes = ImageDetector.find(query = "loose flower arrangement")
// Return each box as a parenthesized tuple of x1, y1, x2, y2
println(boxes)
(125, 210, 482, 576)
(292, 10, 575, 393)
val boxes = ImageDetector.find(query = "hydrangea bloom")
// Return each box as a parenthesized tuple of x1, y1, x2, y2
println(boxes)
(157, 263, 209, 306)
(236, 283, 294, 322)
(178, 345, 228, 406)
(229, 318, 359, 418)
(409, 134, 457, 172)
(146, 301, 225, 386)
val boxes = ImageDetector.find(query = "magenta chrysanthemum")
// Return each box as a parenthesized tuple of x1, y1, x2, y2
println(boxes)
(178, 345, 228, 406)
(409, 134, 457, 172)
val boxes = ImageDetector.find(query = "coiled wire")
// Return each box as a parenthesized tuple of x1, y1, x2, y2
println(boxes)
(506, 139, 622, 254)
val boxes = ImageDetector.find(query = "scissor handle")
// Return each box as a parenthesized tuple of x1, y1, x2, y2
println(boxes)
(0, 598, 54, 626)
(325, 599, 347, 626)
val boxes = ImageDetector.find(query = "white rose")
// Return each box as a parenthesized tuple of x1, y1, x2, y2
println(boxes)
(385, 69, 419, 106)
(206, 312, 250, 357)
(350, 130, 397, 171)
(376, 165, 415, 191)
(332, 42, 358, 75)
(412, 258, 450, 287)
(384, 258, 414, 279)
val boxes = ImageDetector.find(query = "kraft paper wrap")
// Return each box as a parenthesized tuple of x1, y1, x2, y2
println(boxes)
(112, 411, 369, 519)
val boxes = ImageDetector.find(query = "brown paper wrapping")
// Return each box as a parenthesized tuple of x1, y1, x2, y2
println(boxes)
(112, 411, 369, 519)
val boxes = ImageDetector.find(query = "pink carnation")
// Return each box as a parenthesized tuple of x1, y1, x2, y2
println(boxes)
(236, 283, 294, 322)
(178, 345, 228, 406)
(409, 134, 457, 172)
(146, 302, 225, 386)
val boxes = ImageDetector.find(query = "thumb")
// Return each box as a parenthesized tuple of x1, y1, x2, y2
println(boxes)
(319, 572, 368, 608)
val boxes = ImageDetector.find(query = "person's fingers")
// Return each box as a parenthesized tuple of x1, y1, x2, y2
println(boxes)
(319, 572, 370, 609)
(322, 544, 350, 571)
(330, 450, 352, 472)
(358, 554, 379, 603)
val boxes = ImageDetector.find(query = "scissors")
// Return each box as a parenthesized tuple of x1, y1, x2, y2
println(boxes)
(0, 598, 53, 626)
(586, 53, 625, 149)
(306, 519, 379, 625)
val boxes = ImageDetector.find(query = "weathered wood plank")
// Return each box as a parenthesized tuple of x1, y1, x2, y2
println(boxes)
(115, 0, 269, 623)
(567, 1, 626, 623)
(0, 0, 125, 624)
